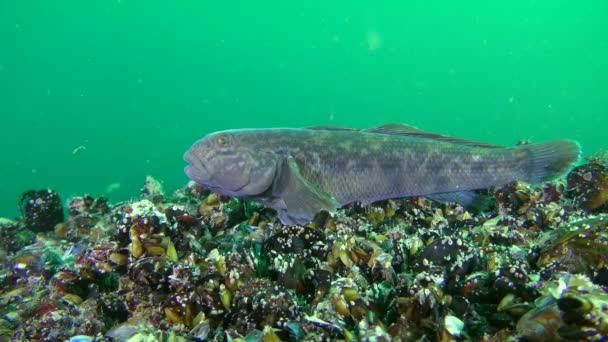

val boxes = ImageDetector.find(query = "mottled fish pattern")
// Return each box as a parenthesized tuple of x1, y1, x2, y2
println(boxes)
(184, 124, 581, 225)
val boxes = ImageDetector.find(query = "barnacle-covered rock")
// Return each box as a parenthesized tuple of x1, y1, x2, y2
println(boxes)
(1, 166, 607, 341)
(49, 271, 88, 301)
(191, 283, 226, 321)
(196, 193, 231, 231)
(230, 278, 299, 335)
(9, 253, 46, 282)
(68, 194, 109, 217)
(517, 273, 608, 341)
(223, 250, 256, 290)
(397, 197, 441, 228)
(172, 180, 210, 204)
(496, 293, 534, 318)
(516, 298, 564, 342)
(537, 214, 608, 278)
(567, 163, 608, 211)
(459, 271, 492, 302)
(74, 242, 127, 279)
(18, 189, 64, 233)
(164, 206, 200, 230)
(129, 256, 171, 290)
(589, 150, 608, 166)
(494, 181, 571, 232)
(357, 316, 391, 341)
(59, 195, 111, 243)
(327, 236, 372, 271)
(141, 175, 165, 204)
(495, 181, 537, 214)
(10, 296, 106, 341)
(264, 225, 327, 259)
(327, 277, 369, 321)
(97, 291, 129, 326)
(111, 199, 170, 239)
(491, 248, 538, 301)
(367, 247, 396, 283)
(162, 290, 200, 328)
(471, 216, 525, 247)
(110, 199, 180, 269)
(413, 235, 477, 284)
(0, 218, 34, 254)
(54, 215, 98, 241)
(262, 225, 329, 293)
(366, 206, 386, 227)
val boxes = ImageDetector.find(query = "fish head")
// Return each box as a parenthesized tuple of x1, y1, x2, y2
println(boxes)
(184, 130, 278, 197)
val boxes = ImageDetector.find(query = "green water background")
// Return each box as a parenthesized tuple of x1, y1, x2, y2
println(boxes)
(1, 1, 606, 218)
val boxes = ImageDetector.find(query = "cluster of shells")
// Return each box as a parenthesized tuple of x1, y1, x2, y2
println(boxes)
(0, 159, 607, 341)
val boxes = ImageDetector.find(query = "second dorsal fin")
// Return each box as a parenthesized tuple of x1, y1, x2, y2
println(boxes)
(364, 123, 502, 148)
(305, 126, 358, 132)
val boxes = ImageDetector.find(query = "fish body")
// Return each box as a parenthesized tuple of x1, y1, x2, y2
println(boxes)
(184, 124, 581, 225)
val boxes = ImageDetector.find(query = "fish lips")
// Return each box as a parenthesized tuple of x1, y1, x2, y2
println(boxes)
(184, 148, 212, 184)
(184, 164, 210, 184)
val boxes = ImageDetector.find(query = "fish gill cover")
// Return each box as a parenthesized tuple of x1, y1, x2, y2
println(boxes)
(1, 1, 608, 341)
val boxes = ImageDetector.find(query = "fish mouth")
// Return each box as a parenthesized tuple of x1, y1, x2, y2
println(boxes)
(184, 147, 212, 183)
(183, 148, 198, 166)
(184, 164, 251, 196)
(184, 164, 211, 184)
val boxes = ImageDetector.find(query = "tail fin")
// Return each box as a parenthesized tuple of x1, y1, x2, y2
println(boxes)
(516, 140, 581, 183)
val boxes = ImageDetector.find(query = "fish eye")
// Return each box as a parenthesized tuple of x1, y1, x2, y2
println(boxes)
(216, 134, 231, 147)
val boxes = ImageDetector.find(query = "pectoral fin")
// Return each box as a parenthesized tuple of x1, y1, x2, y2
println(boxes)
(272, 155, 340, 226)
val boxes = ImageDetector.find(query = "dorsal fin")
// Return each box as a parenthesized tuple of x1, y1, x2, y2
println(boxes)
(364, 123, 502, 149)
(305, 126, 358, 132)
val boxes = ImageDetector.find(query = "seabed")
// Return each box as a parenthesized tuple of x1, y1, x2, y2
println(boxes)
(1, 159, 608, 341)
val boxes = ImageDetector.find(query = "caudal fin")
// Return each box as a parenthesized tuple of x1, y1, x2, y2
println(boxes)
(517, 140, 581, 183)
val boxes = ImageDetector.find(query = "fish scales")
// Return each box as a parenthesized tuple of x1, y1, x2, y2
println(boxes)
(184, 125, 581, 225)
(288, 131, 519, 205)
